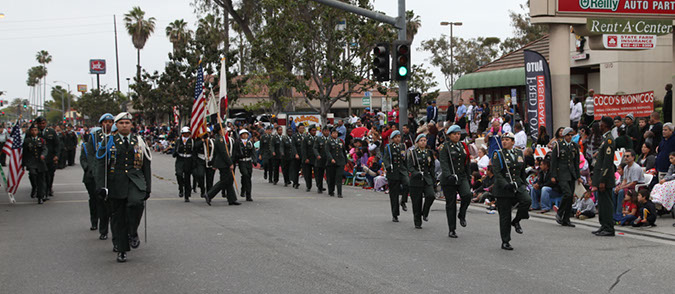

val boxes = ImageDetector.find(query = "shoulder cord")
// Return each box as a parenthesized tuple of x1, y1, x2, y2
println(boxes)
(447, 143, 457, 175)
(387, 144, 393, 170)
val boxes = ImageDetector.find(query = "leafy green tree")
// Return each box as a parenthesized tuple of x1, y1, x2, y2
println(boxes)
(48, 86, 76, 115)
(77, 87, 128, 125)
(166, 19, 193, 53)
(499, 1, 547, 53)
(124, 6, 156, 90)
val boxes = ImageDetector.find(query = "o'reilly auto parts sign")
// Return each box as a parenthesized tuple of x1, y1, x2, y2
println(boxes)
(558, 0, 675, 16)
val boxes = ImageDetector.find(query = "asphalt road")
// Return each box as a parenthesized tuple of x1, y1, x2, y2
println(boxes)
(1, 152, 674, 294)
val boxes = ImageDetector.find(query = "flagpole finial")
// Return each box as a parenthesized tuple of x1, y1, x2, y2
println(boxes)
(198, 59, 202, 65)
(221, 57, 226, 61)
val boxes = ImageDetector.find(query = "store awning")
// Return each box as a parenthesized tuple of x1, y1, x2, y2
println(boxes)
(453, 67, 525, 90)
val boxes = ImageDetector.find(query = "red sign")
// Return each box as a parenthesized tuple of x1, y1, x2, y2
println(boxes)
(89, 59, 106, 74)
(558, 0, 675, 16)
(593, 91, 654, 120)
(537, 76, 546, 126)
(603, 34, 656, 49)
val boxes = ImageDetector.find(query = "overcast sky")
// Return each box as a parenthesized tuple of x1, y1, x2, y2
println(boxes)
(0, 0, 525, 104)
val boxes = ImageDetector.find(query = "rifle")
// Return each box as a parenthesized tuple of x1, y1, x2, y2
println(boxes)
(493, 135, 518, 192)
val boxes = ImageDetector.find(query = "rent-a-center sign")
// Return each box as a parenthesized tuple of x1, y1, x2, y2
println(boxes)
(559, 0, 675, 17)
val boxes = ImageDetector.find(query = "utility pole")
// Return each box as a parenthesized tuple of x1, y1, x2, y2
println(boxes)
(114, 15, 121, 93)
(440, 21, 462, 104)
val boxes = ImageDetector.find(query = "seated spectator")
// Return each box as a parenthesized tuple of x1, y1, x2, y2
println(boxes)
(530, 159, 552, 211)
(473, 166, 494, 203)
(573, 190, 597, 220)
(474, 147, 490, 171)
(613, 150, 645, 215)
(651, 151, 675, 212)
(631, 188, 657, 227)
(637, 142, 657, 173)
(540, 161, 562, 213)
(614, 125, 633, 151)
(361, 154, 382, 188)
(614, 189, 638, 226)
(471, 171, 482, 192)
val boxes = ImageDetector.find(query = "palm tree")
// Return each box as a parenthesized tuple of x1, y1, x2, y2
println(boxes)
(196, 14, 225, 50)
(165, 19, 192, 53)
(124, 6, 156, 86)
(35, 50, 52, 113)
(406, 11, 421, 42)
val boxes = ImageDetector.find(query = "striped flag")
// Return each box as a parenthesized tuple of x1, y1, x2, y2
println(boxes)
(219, 58, 227, 120)
(190, 64, 207, 138)
(2, 124, 25, 195)
(173, 106, 180, 126)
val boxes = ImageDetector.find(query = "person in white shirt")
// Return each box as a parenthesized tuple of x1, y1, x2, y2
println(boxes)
(501, 119, 512, 134)
(570, 97, 583, 130)
(514, 123, 527, 150)
(474, 147, 490, 171)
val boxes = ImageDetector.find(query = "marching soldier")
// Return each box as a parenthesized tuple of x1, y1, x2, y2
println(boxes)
(64, 124, 78, 166)
(259, 126, 273, 182)
(193, 133, 208, 198)
(204, 129, 216, 192)
(302, 126, 317, 192)
(324, 127, 347, 197)
(36, 116, 62, 198)
(270, 126, 282, 185)
(23, 123, 48, 204)
(291, 123, 306, 189)
(407, 134, 436, 229)
(552, 127, 581, 228)
(313, 127, 330, 193)
(95, 112, 152, 262)
(440, 125, 472, 238)
(491, 132, 531, 250)
(592, 117, 617, 237)
(205, 123, 241, 206)
(281, 127, 296, 187)
(233, 129, 256, 201)
(174, 127, 195, 202)
(382, 130, 409, 222)
(57, 125, 67, 169)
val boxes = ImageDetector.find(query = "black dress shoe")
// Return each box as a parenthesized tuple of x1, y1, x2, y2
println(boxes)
(415, 225, 422, 229)
(37, 198, 44, 204)
(294, 184, 299, 189)
(129, 235, 140, 249)
(229, 202, 241, 206)
(205, 196, 212, 206)
(113, 245, 119, 252)
(459, 218, 467, 227)
(595, 230, 615, 237)
(117, 252, 127, 263)
(317, 190, 323, 194)
(562, 222, 576, 228)
(273, 182, 277, 185)
(501, 242, 514, 250)
(99, 234, 108, 240)
(284, 183, 289, 187)
(306, 188, 311, 192)
(512, 222, 523, 234)
(337, 195, 343, 198)
(184, 198, 190, 202)
(401, 203, 407, 211)
(90, 226, 98, 231)
(392, 216, 399, 222)
(555, 213, 562, 225)
(672, 222, 675, 227)
(423, 216, 429, 222)
(246, 198, 253, 202)
(329, 193, 335, 197)
(179, 192, 183, 198)
(448, 231, 458, 238)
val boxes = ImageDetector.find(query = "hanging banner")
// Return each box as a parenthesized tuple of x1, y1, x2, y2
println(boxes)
(593, 91, 655, 120)
(524, 49, 553, 140)
(558, 0, 675, 17)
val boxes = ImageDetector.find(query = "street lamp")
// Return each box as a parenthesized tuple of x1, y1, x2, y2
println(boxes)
(0, 13, 5, 19)
(54, 80, 71, 120)
(440, 21, 462, 104)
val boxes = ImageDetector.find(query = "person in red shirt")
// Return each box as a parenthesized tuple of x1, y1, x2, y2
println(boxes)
(615, 190, 638, 226)
(382, 124, 397, 146)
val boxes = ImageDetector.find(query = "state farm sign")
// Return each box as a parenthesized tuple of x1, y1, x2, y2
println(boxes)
(558, 0, 675, 17)
(603, 34, 656, 49)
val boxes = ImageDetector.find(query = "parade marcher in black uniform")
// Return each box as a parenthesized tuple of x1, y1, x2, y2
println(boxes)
(407, 134, 436, 229)
(382, 130, 409, 222)
(260, 126, 273, 182)
(291, 124, 306, 189)
(23, 123, 48, 204)
(36, 116, 62, 198)
(57, 125, 67, 169)
(205, 123, 241, 206)
(324, 127, 347, 197)
(313, 127, 330, 193)
(552, 127, 581, 228)
(440, 125, 472, 238)
(233, 129, 256, 201)
(174, 127, 195, 202)
(491, 132, 531, 250)
(64, 124, 78, 166)
(270, 126, 282, 185)
(302, 126, 317, 192)
(193, 133, 208, 198)
(204, 129, 216, 192)
(592, 117, 617, 237)
(281, 127, 295, 187)
(81, 113, 114, 239)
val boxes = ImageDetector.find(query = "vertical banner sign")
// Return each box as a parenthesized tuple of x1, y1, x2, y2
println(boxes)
(524, 50, 553, 140)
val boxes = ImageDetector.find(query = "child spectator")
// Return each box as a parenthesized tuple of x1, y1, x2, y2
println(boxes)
(632, 189, 657, 227)
(573, 191, 597, 220)
(614, 189, 638, 226)
(651, 151, 675, 212)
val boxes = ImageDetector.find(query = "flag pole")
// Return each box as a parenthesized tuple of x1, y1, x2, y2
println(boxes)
(217, 57, 239, 195)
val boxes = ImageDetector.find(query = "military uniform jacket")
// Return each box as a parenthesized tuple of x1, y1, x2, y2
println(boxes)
(292, 133, 304, 159)
(324, 138, 347, 167)
(80, 130, 107, 182)
(22, 136, 48, 172)
(233, 139, 256, 163)
(592, 132, 616, 188)
(383, 142, 408, 181)
(96, 134, 152, 199)
(271, 134, 282, 159)
(439, 141, 471, 186)
(174, 137, 195, 168)
(301, 135, 316, 165)
(491, 148, 527, 198)
(39, 127, 62, 160)
(64, 131, 78, 151)
(260, 133, 273, 160)
(550, 139, 580, 182)
(281, 135, 296, 160)
(211, 134, 234, 169)
(313, 136, 329, 166)
(193, 139, 207, 163)
(406, 147, 435, 187)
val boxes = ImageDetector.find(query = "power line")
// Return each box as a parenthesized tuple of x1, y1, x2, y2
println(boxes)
(0, 22, 110, 32)
(0, 30, 113, 41)
(0, 15, 110, 23)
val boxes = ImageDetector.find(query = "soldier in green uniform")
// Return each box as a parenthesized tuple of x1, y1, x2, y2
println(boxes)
(64, 124, 78, 166)
(291, 124, 306, 189)
(313, 127, 330, 193)
(382, 130, 409, 222)
(95, 112, 152, 262)
(205, 123, 241, 206)
(491, 132, 531, 250)
(81, 113, 114, 239)
(270, 126, 282, 185)
(324, 127, 347, 197)
(23, 123, 48, 204)
(281, 127, 296, 187)
(36, 116, 62, 198)
(259, 126, 273, 182)
(192, 133, 208, 198)
(174, 127, 195, 202)
(440, 125, 472, 238)
(233, 129, 256, 201)
(302, 126, 317, 192)
(407, 134, 436, 229)
(592, 116, 617, 237)
(552, 127, 581, 227)
(204, 129, 216, 192)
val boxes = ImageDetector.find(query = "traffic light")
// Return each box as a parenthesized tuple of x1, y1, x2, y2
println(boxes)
(372, 42, 390, 82)
(22, 101, 27, 108)
(0, 100, 3, 106)
(393, 40, 411, 81)
(408, 92, 422, 106)
(1, 111, 4, 115)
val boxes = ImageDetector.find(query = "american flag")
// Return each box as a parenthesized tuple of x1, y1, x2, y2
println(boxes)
(2, 124, 25, 195)
(173, 106, 180, 126)
(190, 64, 207, 138)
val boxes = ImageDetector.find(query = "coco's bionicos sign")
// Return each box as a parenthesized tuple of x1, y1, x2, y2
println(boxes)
(559, 0, 675, 16)
(593, 91, 655, 120)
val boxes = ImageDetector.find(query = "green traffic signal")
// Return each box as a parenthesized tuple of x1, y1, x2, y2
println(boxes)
(398, 66, 408, 77)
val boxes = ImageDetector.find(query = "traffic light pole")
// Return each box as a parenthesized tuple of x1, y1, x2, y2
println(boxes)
(310, 0, 408, 128)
